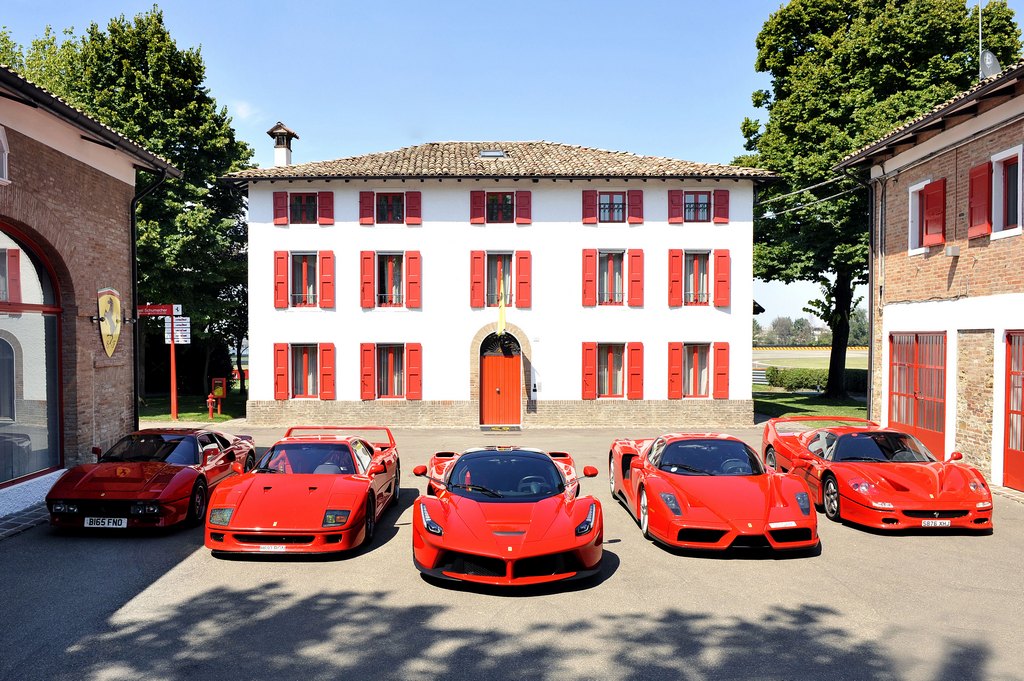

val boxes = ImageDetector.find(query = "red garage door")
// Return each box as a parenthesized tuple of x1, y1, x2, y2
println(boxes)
(890, 333, 946, 458)
(1005, 332, 1024, 491)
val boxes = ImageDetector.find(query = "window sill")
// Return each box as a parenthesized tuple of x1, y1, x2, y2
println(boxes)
(0, 178, 10, 186)
(991, 226, 1022, 241)
(290, 395, 320, 399)
(906, 246, 930, 257)
(683, 302, 710, 307)
(377, 395, 406, 400)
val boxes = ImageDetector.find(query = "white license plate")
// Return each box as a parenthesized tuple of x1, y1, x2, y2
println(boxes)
(85, 517, 127, 528)
(921, 519, 951, 527)
(258, 545, 287, 552)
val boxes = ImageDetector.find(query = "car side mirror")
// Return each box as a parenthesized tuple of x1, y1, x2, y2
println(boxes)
(224, 452, 236, 463)
(949, 451, 963, 461)
(413, 465, 428, 477)
(91, 446, 102, 461)
(201, 443, 219, 466)
(582, 466, 599, 478)
(368, 463, 387, 476)
(231, 461, 244, 475)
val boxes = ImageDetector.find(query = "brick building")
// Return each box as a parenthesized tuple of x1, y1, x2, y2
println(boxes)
(837, 61, 1024, 492)
(229, 132, 774, 428)
(0, 66, 177, 496)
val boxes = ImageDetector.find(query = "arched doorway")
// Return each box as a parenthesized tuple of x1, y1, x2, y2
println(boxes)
(480, 332, 521, 426)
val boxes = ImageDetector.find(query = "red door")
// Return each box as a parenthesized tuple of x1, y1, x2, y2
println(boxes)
(480, 334, 521, 426)
(889, 333, 946, 458)
(1005, 332, 1024, 491)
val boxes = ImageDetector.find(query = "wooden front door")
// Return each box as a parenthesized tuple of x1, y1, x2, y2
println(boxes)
(889, 332, 946, 458)
(1005, 332, 1024, 491)
(480, 334, 521, 426)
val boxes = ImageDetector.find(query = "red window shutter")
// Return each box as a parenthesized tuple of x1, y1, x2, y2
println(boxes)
(668, 249, 683, 307)
(317, 191, 334, 225)
(273, 251, 289, 309)
(713, 249, 731, 308)
(406, 191, 422, 225)
(582, 249, 597, 306)
(273, 192, 288, 225)
(581, 342, 598, 400)
(359, 191, 375, 225)
(628, 249, 644, 307)
(319, 343, 336, 400)
(667, 342, 683, 399)
(406, 343, 423, 400)
(273, 343, 289, 400)
(922, 179, 946, 246)
(318, 250, 335, 308)
(360, 251, 375, 308)
(470, 191, 486, 224)
(627, 342, 644, 400)
(515, 251, 532, 308)
(668, 190, 684, 224)
(713, 190, 730, 223)
(582, 190, 598, 224)
(968, 162, 992, 238)
(6, 249, 21, 304)
(406, 251, 422, 308)
(470, 250, 485, 307)
(627, 189, 644, 223)
(515, 190, 532, 224)
(360, 343, 376, 400)
(713, 342, 730, 399)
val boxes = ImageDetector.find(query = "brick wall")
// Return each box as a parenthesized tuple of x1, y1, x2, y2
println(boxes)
(955, 330, 994, 474)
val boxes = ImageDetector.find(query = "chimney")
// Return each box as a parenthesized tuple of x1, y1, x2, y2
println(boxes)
(267, 122, 299, 167)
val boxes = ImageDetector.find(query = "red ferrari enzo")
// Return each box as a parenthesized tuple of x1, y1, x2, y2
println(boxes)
(205, 426, 400, 555)
(46, 428, 256, 529)
(609, 433, 818, 551)
(761, 416, 994, 531)
(412, 447, 602, 586)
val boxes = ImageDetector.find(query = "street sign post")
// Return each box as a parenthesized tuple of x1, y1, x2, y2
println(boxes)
(138, 303, 182, 317)
(139, 304, 183, 420)
(164, 316, 191, 344)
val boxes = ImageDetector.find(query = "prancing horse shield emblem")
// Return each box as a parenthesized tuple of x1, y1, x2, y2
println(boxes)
(97, 288, 122, 358)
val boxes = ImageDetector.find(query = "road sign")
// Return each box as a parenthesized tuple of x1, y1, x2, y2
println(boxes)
(164, 316, 191, 344)
(139, 304, 182, 317)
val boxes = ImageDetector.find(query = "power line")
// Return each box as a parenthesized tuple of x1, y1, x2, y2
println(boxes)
(763, 185, 863, 218)
(759, 174, 855, 205)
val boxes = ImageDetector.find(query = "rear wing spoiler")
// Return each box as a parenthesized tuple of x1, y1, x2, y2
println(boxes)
(283, 425, 397, 450)
(768, 416, 877, 434)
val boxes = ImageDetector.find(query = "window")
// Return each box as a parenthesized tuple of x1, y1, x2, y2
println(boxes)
(290, 254, 317, 306)
(1005, 158, 1018, 229)
(289, 193, 318, 224)
(377, 254, 404, 306)
(486, 253, 512, 306)
(352, 440, 373, 472)
(992, 147, 1023, 237)
(360, 342, 422, 400)
(597, 343, 624, 397)
(598, 192, 625, 222)
(291, 345, 319, 397)
(377, 344, 405, 397)
(685, 191, 711, 222)
(274, 191, 334, 226)
(487, 192, 515, 223)
(376, 193, 405, 224)
(471, 190, 531, 224)
(684, 252, 709, 305)
(683, 344, 709, 397)
(0, 339, 13, 420)
(0, 248, 7, 302)
(908, 179, 930, 251)
(598, 251, 624, 305)
(470, 251, 530, 308)
(0, 126, 8, 184)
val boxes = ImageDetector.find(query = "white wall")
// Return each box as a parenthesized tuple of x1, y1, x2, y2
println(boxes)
(248, 179, 754, 403)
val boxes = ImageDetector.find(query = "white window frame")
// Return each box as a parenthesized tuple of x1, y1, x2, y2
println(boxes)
(907, 178, 931, 255)
(0, 126, 9, 185)
(991, 145, 1023, 241)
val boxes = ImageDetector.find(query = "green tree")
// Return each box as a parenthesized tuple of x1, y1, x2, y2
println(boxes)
(740, 0, 1021, 396)
(849, 307, 869, 346)
(771, 316, 795, 346)
(0, 27, 25, 69)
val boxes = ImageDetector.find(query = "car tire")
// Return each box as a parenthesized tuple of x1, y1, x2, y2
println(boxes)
(363, 496, 376, 546)
(390, 466, 401, 508)
(823, 476, 841, 522)
(639, 487, 651, 539)
(765, 447, 778, 471)
(608, 457, 617, 497)
(244, 452, 256, 473)
(187, 479, 208, 526)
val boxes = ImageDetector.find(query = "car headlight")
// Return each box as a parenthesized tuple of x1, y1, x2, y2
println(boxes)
(969, 480, 987, 492)
(850, 480, 874, 494)
(420, 503, 443, 535)
(794, 492, 811, 516)
(575, 503, 597, 536)
(52, 501, 79, 514)
(130, 502, 160, 515)
(322, 510, 350, 527)
(659, 492, 682, 516)
(208, 508, 234, 526)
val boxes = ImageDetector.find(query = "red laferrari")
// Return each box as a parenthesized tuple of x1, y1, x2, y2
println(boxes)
(412, 447, 602, 586)
(761, 416, 994, 531)
(205, 426, 400, 554)
(46, 428, 255, 529)
(609, 433, 818, 551)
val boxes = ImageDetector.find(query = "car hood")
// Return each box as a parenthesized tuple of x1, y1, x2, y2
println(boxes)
(217, 474, 366, 529)
(49, 462, 184, 496)
(438, 494, 585, 551)
(837, 461, 986, 500)
(662, 473, 797, 523)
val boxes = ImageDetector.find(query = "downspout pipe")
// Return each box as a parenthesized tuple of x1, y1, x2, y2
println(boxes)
(130, 167, 167, 430)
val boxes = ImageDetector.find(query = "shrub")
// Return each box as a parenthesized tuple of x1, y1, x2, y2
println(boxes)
(766, 367, 868, 393)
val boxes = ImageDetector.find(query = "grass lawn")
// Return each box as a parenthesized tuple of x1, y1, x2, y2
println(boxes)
(753, 388, 868, 419)
(139, 393, 247, 422)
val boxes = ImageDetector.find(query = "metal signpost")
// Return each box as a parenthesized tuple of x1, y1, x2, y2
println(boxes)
(138, 304, 185, 420)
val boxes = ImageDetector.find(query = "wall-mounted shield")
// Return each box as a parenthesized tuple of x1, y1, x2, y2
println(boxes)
(97, 288, 122, 358)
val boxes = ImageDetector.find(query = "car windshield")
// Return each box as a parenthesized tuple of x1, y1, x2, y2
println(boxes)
(447, 452, 566, 502)
(658, 439, 764, 476)
(255, 443, 356, 474)
(833, 432, 936, 463)
(100, 434, 198, 465)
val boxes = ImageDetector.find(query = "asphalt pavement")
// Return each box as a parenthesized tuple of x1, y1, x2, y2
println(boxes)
(1, 425, 1021, 681)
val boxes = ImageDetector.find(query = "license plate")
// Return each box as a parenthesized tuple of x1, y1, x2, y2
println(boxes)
(85, 517, 127, 528)
(259, 545, 287, 552)
(921, 519, 951, 527)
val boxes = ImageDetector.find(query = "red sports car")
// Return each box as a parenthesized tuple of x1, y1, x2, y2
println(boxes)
(412, 446, 602, 586)
(46, 428, 255, 529)
(609, 433, 818, 551)
(205, 426, 400, 554)
(761, 416, 994, 531)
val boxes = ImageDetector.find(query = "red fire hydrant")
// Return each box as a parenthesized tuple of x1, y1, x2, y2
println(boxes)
(207, 393, 216, 420)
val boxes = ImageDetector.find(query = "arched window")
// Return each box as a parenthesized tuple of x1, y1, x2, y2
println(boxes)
(0, 125, 9, 184)
(0, 339, 13, 419)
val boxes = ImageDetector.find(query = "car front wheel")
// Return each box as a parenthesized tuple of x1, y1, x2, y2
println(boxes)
(823, 476, 841, 522)
(363, 496, 376, 546)
(765, 447, 778, 471)
(187, 479, 207, 526)
(639, 488, 651, 539)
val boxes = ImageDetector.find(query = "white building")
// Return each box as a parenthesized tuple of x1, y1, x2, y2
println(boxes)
(230, 133, 774, 428)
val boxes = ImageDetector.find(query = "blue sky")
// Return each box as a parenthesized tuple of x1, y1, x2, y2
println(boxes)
(4, 0, 1023, 322)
